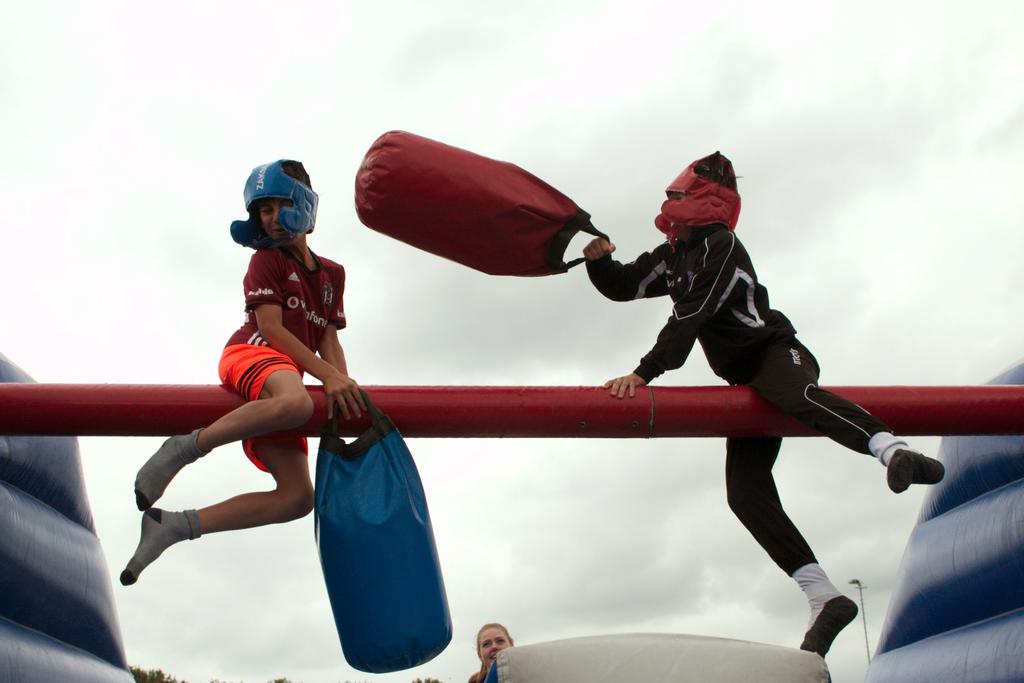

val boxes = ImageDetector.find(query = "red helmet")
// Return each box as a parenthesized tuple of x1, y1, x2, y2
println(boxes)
(656, 151, 741, 239)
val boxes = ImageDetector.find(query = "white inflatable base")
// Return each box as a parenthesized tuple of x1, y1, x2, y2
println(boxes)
(492, 633, 828, 683)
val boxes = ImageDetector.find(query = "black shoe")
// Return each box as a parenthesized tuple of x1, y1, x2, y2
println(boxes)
(887, 449, 945, 493)
(800, 596, 858, 658)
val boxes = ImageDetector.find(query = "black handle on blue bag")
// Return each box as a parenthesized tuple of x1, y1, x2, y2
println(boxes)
(321, 390, 395, 461)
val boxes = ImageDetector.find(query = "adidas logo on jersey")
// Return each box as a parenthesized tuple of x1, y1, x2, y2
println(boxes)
(288, 272, 300, 282)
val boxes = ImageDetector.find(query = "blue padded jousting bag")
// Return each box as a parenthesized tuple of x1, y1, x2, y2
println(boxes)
(314, 394, 452, 673)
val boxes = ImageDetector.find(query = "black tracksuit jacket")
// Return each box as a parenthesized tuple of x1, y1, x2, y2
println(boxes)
(587, 224, 797, 385)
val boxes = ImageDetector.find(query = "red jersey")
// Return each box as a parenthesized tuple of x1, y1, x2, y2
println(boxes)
(225, 248, 346, 352)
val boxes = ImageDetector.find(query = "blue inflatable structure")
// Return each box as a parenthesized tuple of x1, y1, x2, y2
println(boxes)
(866, 360, 1024, 683)
(0, 353, 133, 683)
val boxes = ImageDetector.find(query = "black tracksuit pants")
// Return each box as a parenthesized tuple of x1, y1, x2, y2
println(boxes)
(724, 339, 890, 576)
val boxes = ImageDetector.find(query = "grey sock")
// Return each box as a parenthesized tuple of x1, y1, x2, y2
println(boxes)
(120, 508, 201, 586)
(134, 429, 205, 510)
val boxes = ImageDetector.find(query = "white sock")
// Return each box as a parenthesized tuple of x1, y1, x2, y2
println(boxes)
(868, 431, 916, 467)
(793, 563, 843, 629)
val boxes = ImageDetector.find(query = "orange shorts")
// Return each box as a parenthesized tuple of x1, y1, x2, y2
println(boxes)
(218, 344, 309, 472)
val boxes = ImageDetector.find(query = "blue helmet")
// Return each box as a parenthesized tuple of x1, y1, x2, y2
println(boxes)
(230, 160, 319, 249)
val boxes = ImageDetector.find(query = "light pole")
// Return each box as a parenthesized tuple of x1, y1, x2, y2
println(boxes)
(848, 579, 871, 663)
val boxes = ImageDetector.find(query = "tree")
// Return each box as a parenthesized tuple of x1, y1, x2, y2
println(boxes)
(130, 667, 183, 683)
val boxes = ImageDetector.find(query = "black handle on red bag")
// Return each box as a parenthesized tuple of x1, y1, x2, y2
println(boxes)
(548, 208, 610, 274)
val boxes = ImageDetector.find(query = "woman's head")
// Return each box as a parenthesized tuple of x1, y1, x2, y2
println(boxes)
(476, 623, 513, 666)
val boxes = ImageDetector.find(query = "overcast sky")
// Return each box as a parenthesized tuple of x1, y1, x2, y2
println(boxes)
(3, 1, 1023, 682)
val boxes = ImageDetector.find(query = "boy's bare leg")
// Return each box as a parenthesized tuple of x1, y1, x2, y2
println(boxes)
(121, 441, 313, 585)
(133, 370, 312, 510)
(198, 442, 314, 533)
(196, 370, 313, 451)
(123, 371, 316, 585)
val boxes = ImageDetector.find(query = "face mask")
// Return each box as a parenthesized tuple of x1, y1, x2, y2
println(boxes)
(654, 152, 741, 241)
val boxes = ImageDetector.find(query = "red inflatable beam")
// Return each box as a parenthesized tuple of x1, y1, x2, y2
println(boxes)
(1, 384, 1023, 438)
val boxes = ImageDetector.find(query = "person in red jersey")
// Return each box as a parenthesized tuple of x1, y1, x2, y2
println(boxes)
(121, 159, 365, 586)
(583, 152, 945, 658)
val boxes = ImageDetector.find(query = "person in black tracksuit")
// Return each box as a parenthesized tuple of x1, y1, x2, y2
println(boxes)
(583, 151, 944, 658)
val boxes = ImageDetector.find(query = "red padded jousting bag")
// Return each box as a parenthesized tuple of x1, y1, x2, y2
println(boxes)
(355, 131, 606, 276)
